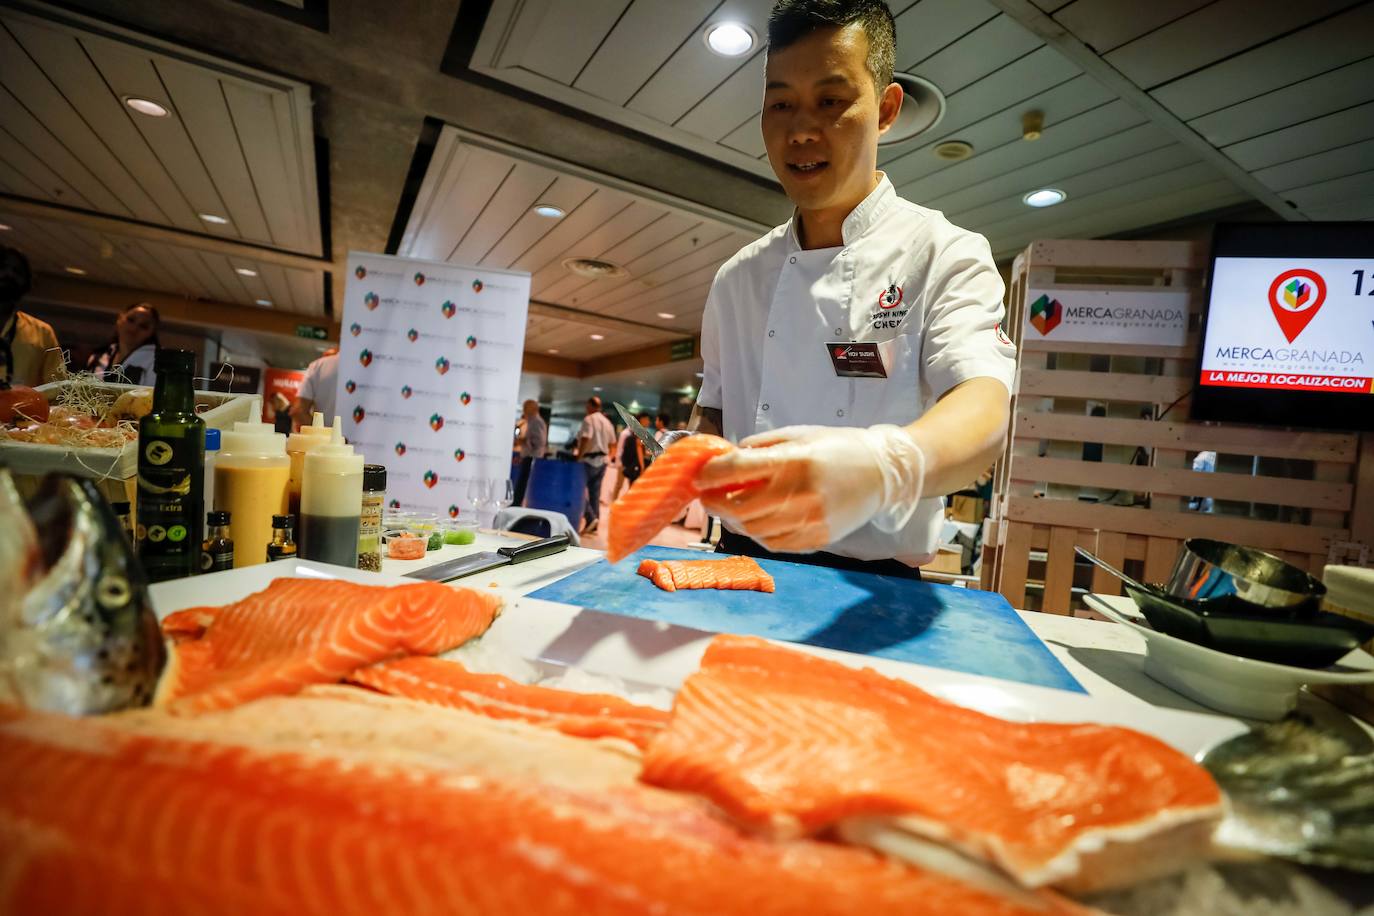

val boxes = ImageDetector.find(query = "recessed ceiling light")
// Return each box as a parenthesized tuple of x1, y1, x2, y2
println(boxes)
(0, 223, 11, 231)
(547, 348, 560, 354)
(635, 380, 645, 385)
(255, 298, 273, 306)
(704, 21, 755, 57)
(563, 257, 626, 279)
(64, 266, 87, 275)
(1022, 188, 1066, 208)
(656, 312, 676, 320)
(933, 140, 974, 161)
(124, 97, 168, 118)
(199, 213, 229, 225)
(695, 372, 705, 378)
(533, 204, 564, 219)
(880, 73, 946, 147)
(234, 267, 258, 277)
(589, 333, 605, 341)
(592, 386, 602, 392)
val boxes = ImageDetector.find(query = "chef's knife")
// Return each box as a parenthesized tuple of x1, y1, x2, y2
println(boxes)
(612, 400, 663, 458)
(404, 534, 571, 582)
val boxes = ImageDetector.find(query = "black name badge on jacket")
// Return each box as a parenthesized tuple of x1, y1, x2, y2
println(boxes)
(825, 342, 887, 379)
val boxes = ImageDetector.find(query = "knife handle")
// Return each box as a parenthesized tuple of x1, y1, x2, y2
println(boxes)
(497, 534, 571, 564)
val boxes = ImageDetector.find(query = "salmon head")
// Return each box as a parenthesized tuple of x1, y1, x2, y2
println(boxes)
(0, 470, 165, 714)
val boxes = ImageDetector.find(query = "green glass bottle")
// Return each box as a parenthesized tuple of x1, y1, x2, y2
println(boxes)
(137, 349, 205, 582)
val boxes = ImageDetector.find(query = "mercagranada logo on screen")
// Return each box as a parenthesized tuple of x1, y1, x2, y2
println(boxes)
(1268, 269, 1326, 342)
(1029, 294, 1062, 335)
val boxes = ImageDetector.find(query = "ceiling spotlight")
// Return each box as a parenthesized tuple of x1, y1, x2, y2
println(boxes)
(234, 267, 258, 277)
(592, 386, 602, 392)
(255, 298, 273, 306)
(695, 372, 705, 378)
(1022, 188, 1067, 208)
(933, 140, 974, 161)
(547, 348, 560, 354)
(199, 213, 229, 225)
(563, 257, 626, 279)
(0, 223, 11, 231)
(533, 204, 565, 219)
(656, 312, 676, 320)
(704, 21, 756, 57)
(1021, 110, 1045, 142)
(124, 97, 169, 118)
(589, 333, 605, 341)
(879, 73, 946, 147)
(64, 266, 87, 275)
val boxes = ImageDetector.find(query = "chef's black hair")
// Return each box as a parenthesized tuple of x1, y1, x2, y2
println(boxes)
(767, 0, 897, 92)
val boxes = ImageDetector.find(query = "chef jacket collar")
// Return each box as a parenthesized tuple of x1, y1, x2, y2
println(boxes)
(786, 172, 896, 252)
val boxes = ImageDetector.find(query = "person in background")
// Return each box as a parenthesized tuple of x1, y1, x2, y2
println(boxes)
(653, 413, 671, 448)
(290, 347, 339, 427)
(86, 302, 160, 386)
(512, 398, 547, 507)
(618, 412, 651, 491)
(609, 421, 633, 502)
(269, 392, 294, 434)
(574, 395, 615, 534)
(0, 245, 64, 387)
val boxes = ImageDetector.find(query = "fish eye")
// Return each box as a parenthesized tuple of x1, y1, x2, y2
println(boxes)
(96, 575, 131, 609)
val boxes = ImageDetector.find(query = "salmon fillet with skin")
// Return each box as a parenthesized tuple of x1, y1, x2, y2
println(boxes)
(606, 434, 734, 563)
(637, 555, 776, 593)
(641, 635, 1224, 892)
(156, 579, 502, 714)
(0, 705, 1072, 916)
(346, 655, 670, 750)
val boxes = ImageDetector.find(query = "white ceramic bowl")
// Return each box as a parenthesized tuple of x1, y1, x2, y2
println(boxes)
(1084, 594, 1374, 720)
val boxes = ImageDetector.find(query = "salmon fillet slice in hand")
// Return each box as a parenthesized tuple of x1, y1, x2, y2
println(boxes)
(637, 555, 775, 593)
(641, 635, 1224, 894)
(155, 578, 502, 714)
(606, 434, 735, 563)
(1, 704, 1076, 916)
(347, 655, 669, 750)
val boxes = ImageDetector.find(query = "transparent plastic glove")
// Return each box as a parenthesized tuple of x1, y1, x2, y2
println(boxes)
(696, 424, 925, 554)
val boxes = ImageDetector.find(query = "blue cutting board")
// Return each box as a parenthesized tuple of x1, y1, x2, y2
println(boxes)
(529, 546, 1084, 693)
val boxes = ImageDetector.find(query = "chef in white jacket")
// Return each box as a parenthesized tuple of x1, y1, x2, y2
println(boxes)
(690, 0, 1016, 577)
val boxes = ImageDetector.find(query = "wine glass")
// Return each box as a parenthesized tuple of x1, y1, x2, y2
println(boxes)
(465, 478, 486, 522)
(492, 477, 514, 519)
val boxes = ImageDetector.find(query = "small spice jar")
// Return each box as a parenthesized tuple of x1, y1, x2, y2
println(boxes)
(357, 464, 386, 572)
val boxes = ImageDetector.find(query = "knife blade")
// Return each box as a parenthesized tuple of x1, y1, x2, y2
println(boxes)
(613, 400, 663, 458)
(404, 534, 571, 582)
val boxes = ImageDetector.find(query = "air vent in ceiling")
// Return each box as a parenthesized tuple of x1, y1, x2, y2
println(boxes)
(562, 257, 627, 279)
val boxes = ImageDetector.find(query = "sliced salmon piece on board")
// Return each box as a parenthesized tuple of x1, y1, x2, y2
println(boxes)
(0, 704, 1077, 916)
(641, 635, 1223, 893)
(638, 555, 776, 593)
(346, 655, 669, 750)
(606, 434, 734, 563)
(156, 579, 502, 714)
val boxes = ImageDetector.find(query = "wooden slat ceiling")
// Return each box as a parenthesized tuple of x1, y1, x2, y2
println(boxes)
(398, 126, 764, 361)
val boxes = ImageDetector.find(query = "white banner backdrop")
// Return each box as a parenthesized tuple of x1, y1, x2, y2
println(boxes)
(1023, 288, 1190, 346)
(336, 252, 530, 518)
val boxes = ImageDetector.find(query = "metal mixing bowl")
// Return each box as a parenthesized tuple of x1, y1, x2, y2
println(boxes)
(1164, 538, 1326, 614)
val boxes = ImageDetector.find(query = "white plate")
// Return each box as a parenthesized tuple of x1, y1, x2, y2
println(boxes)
(150, 562, 1250, 759)
(1085, 594, 1374, 721)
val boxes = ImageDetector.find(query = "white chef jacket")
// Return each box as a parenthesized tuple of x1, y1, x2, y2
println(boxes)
(697, 174, 1015, 564)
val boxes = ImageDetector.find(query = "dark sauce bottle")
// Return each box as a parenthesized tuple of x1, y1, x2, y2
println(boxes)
(137, 349, 204, 582)
(201, 510, 234, 573)
(266, 514, 297, 562)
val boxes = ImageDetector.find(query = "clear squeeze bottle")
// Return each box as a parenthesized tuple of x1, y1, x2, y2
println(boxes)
(214, 398, 290, 568)
(137, 349, 205, 582)
(298, 422, 363, 568)
(285, 411, 332, 516)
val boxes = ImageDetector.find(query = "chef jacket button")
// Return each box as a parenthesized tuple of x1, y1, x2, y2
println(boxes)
(768, 330, 775, 337)
(841, 249, 849, 256)
(836, 409, 845, 418)
(835, 327, 842, 335)
(789, 256, 797, 264)
(762, 403, 769, 411)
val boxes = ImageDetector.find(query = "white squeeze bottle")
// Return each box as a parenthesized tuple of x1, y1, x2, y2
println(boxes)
(214, 398, 290, 568)
(298, 420, 363, 568)
(285, 411, 332, 517)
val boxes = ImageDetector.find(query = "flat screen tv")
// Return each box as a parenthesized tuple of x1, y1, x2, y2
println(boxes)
(1192, 222, 1374, 431)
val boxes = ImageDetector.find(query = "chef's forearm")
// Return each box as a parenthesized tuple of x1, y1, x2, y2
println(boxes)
(903, 377, 1009, 497)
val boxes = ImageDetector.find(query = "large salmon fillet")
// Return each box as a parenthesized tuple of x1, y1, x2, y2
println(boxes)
(642, 636, 1224, 892)
(155, 579, 502, 714)
(637, 555, 775, 592)
(0, 703, 1073, 916)
(606, 434, 734, 563)
(346, 655, 670, 750)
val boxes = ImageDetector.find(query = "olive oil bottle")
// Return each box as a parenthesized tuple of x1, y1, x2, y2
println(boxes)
(137, 349, 205, 582)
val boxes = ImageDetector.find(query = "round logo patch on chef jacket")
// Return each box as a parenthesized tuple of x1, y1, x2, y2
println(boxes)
(878, 284, 903, 309)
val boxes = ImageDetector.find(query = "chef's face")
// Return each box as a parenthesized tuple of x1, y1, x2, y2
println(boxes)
(761, 24, 901, 216)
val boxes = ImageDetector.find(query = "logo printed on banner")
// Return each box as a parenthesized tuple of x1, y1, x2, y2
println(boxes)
(877, 284, 903, 309)
(429, 413, 444, 432)
(388, 499, 402, 509)
(400, 385, 413, 399)
(423, 470, 438, 489)
(460, 391, 472, 405)
(364, 292, 379, 311)
(355, 266, 367, 280)
(414, 272, 426, 286)
(1029, 294, 1063, 336)
(447, 504, 461, 518)
(441, 300, 456, 319)
(435, 356, 450, 375)
(407, 328, 419, 342)
(349, 323, 362, 337)
(1267, 269, 1327, 343)
(359, 349, 373, 367)
(466, 335, 478, 349)
(353, 406, 365, 423)
(394, 442, 407, 456)
(833, 346, 847, 359)
(345, 380, 357, 394)
(453, 448, 465, 462)
(472, 279, 484, 293)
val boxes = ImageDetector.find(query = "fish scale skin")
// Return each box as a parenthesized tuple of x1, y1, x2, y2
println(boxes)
(637, 557, 775, 593)
(0, 708, 1055, 916)
(642, 636, 1223, 886)
(607, 435, 734, 563)
(156, 579, 502, 714)
(347, 656, 669, 749)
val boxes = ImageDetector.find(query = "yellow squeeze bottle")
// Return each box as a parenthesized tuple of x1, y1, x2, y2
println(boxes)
(286, 411, 333, 516)
(214, 398, 290, 568)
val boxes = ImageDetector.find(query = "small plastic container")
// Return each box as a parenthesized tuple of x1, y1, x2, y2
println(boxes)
(386, 531, 427, 560)
(443, 519, 478, 546)
(408, 513, 442, 551)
